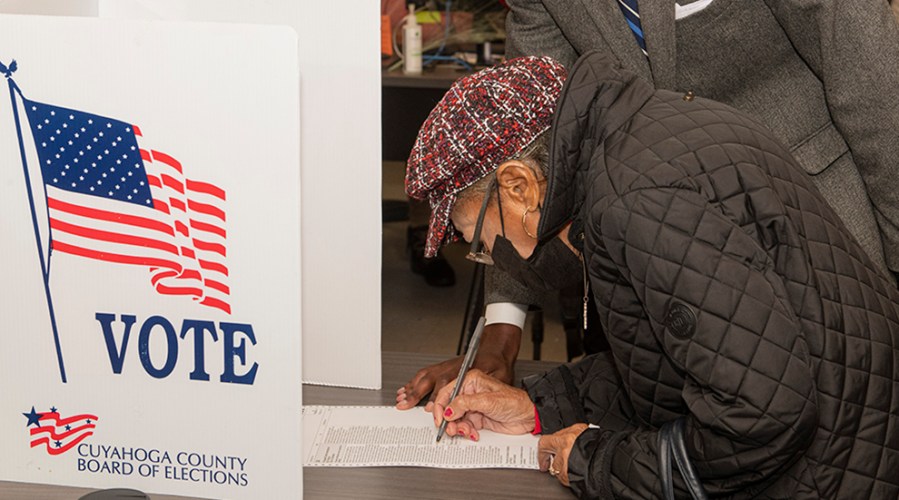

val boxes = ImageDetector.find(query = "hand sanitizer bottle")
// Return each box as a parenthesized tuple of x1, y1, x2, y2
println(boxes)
(403, 4, 422, 75)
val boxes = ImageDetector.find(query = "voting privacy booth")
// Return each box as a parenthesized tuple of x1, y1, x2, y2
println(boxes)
(0, 1, 381, 498)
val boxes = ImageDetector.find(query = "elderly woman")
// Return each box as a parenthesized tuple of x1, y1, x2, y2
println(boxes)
(404, 53, 899, 499)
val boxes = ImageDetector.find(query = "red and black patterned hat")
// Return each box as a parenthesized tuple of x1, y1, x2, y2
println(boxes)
(405, 56, 567, 258)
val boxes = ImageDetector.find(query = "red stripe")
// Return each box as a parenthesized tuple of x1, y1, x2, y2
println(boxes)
(152, 150, 183, 173)
(161, 173, 185, 194)
(205, 279, 230, 295)
(180, 269, 202, 281)
(140, 149, 152, 162)
(175, 220, 189, 236)
(132, 125, 142, 136)
(190, 219, 226, 238)
(147, 175, 161, 188)
(151, 269, 178, 286)
(170, 198, 187, 212)
(48, 197, 173, 237)
(188, 199, 225, 222)
(200, 297, 231, 314)
(53, 241, 182, 272)
(181, 247, 196, 259)
(150, 268, 202, 284)
(153, 199, 170, 214)
(31, 432, 94, 456)
(154, 283, 203, 297)
(199, 259, 229, 276)
(186, 180, 226, 200)
(193, 238, 226, 256)
(50, 218, 179, 255)
(30, 423, 95, 441)
(37, 412, 99, 427)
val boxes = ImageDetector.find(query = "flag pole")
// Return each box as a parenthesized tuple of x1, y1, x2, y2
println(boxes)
(5, 67, 67, 383)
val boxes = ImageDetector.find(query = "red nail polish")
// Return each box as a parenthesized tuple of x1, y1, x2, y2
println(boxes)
(470, 434, 476, 441)
(458, 429, 465, 436)
(444, 408, 453, 418)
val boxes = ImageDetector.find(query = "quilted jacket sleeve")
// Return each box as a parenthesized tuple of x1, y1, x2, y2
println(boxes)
(504, 0, 578, 66)
(527, 187, 819, 499)
(523, 351, 638, 435)
(763, 0, 899, 276)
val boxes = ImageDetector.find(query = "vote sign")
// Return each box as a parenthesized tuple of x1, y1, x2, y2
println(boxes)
(0, 14, 302, 499)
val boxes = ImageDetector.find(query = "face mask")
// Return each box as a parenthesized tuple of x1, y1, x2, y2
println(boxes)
(491, 234, 582, 292)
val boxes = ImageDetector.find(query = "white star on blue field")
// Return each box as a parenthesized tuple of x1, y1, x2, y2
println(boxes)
(26, 100, 153, 207)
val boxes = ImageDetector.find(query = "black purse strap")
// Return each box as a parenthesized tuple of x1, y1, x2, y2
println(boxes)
(658, 418, 709, 500)
(659, 421, 675, 500)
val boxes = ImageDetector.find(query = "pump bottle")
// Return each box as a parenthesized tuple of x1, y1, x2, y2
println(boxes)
(403, 4, 422, 75)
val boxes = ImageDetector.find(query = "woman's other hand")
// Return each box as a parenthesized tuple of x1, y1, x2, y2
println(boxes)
(431, 369, 535, 440)
(396, 323, 520, 410)
(538, 423, 589, 486)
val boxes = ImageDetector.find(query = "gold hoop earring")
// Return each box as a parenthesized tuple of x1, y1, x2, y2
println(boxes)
(522, 207, 538, 239)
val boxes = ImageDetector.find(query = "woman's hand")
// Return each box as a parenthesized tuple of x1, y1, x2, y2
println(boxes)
(395, 352, 513, 411)
(396, 323, 521, 410)
(538, 423, 589, 486)
(431, 369, 535, 440)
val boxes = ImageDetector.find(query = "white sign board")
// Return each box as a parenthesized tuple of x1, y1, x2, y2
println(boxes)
(100, 0, 383, 389)
(0, 14, 302, 499)
(0, 0, 97, 16)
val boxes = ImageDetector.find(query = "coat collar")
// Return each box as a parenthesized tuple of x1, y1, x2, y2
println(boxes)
(578, 0, 652, 82)
(640, 0, 677, 89)
(536, 51, 655, 240)
(578, 0, 678, 90)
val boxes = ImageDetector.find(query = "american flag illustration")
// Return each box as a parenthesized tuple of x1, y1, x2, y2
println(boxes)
(24, 406, 98, 456)
(22, 98, 231, 314)
(5, 60, 232, 382)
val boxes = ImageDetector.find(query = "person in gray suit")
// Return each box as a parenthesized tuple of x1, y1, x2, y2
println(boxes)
(396, 0, 899, 411)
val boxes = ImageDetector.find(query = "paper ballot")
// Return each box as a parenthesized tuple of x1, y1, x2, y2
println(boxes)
(303, 406, 539, 469)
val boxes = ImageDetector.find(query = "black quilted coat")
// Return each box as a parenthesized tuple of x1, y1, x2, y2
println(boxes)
(523, 52, 899, 499)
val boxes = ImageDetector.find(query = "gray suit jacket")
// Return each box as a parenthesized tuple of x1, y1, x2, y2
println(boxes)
(489, 0, 899, 306)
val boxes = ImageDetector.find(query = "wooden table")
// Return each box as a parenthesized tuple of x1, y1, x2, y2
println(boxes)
(1, 351, 571, 500)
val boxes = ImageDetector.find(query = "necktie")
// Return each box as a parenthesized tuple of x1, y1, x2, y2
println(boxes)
(617, 0, 648, 57)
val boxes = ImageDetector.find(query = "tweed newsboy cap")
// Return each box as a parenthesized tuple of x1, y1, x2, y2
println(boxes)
(405, 56, 567, 258)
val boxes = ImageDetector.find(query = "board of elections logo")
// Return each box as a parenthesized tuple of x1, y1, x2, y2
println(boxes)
(23, 406, 98, 456)
(3, 59, 236, 384)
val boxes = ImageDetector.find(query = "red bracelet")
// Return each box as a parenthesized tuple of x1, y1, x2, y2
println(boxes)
(532, 405, 542, 435)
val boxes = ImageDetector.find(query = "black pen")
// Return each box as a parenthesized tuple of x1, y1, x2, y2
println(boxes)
(436, 316, 486, 443)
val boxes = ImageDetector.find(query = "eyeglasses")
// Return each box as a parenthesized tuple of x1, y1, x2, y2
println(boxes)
(465, 177, 503, 266)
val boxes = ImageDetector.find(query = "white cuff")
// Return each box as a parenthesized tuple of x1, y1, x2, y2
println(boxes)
(485, 302, 528, 330)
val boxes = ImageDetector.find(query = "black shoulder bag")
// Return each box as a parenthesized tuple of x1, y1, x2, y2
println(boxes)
(658, 418, 709, 500)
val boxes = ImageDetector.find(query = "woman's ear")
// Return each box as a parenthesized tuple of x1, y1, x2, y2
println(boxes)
(495, 160, 542, 209)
